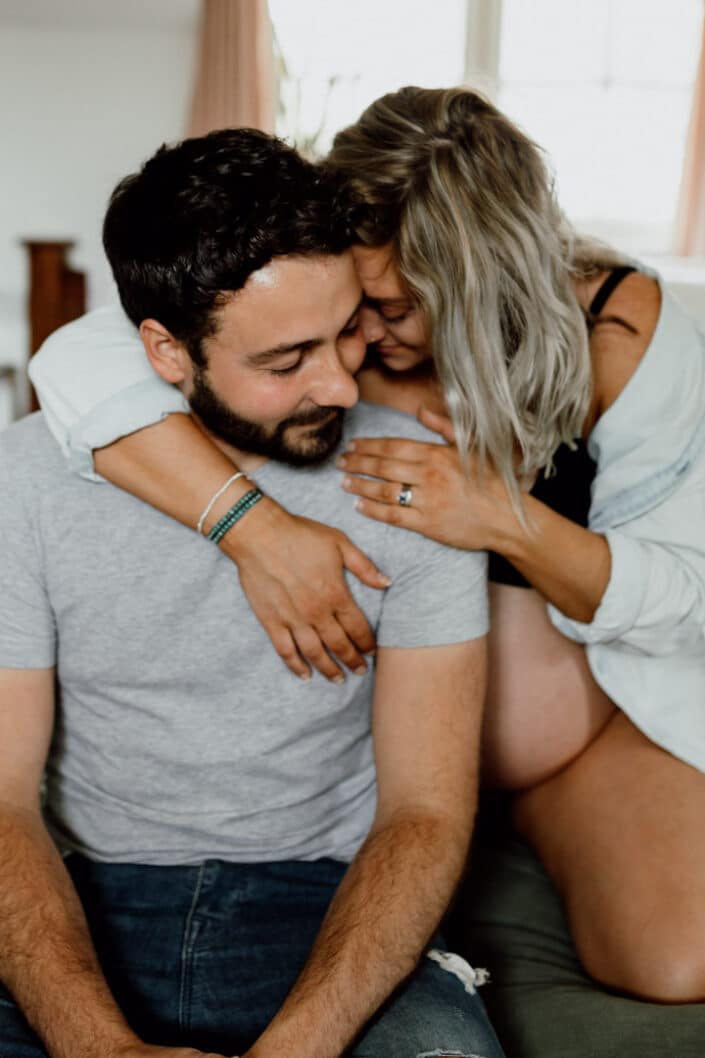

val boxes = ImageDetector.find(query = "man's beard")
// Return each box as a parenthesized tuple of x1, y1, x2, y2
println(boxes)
(189, 367, 346, 467)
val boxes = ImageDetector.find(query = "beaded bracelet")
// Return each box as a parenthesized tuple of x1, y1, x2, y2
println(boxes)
(196, 471, 246, 535)
(207, 487, 264, 544)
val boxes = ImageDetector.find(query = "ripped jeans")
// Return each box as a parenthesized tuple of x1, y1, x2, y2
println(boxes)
(0, 856, 505, 1058)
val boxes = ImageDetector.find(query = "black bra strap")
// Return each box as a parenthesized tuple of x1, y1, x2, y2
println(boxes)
(588, 265, 637, 319)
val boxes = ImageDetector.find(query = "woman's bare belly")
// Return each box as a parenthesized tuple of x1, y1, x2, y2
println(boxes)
(482, 583, 615, 791)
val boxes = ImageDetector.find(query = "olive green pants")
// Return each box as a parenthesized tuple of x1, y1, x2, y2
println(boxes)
(451, 801, 705, 1058)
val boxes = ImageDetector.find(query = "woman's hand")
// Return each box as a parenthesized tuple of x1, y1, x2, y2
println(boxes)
(337, 407, 517, 552)
(220, 497, 390, 682)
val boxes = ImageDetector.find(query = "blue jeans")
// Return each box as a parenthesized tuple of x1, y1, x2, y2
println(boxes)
(0, 856, 505, 1058)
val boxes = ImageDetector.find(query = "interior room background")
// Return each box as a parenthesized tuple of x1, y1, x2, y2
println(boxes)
(1, 0, 703, 427)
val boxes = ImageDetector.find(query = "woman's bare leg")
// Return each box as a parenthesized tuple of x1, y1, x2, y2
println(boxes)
(484, 583, 705, 1001)
(513, 712, 705, 1002)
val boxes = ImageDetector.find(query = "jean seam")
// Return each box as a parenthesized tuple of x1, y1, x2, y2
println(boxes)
(178, 862, 206, 1031)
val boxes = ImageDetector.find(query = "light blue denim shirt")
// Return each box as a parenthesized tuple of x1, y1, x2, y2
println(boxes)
(29, 283, 705, 771)
(546, 276, 705, 771)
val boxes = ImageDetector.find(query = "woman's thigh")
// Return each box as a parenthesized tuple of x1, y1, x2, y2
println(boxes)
(513, 711, 705, 1002)
(483, 583, 614, 789)
(453, 818, 705, 1058)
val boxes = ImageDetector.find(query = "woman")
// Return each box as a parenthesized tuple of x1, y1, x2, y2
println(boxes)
(30, 86, 705, 1002)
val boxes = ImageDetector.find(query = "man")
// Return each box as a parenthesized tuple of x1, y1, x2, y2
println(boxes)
(0, 129, 502, 1058)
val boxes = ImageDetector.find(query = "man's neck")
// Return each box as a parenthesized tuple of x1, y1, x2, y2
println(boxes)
(192, 415, 269, 474)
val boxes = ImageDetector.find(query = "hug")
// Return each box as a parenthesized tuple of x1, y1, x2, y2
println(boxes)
(1, 85, 704, 1057)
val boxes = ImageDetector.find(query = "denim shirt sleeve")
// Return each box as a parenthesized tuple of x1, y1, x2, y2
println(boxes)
(28, 306, 189, 481)
(547, 528, 705, 655)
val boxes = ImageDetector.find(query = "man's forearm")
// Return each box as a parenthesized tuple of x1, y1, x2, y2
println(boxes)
(0, 804, 139, 1058)
(245, 807, 472, 1058)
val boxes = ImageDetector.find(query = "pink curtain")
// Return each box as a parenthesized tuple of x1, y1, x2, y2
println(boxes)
(188, 0, 276, 137)
(675, 5, 705, 256)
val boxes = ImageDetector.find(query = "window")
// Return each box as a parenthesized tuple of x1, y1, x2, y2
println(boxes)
(497, 0, 703, 253)
(270, 0, 702, 255)
(269, 0, 468, 155)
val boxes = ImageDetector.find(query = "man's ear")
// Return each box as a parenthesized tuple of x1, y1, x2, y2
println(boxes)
(139, 319, 191, 384)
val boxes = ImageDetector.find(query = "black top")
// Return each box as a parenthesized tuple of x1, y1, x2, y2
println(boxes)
(488, 266, 636, 588)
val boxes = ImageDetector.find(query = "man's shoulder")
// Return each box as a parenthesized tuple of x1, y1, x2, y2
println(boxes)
(0, 413, 65, 485)
(343, 403, 442, 446)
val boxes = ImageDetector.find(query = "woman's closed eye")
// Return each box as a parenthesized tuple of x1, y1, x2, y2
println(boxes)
(380, 309, 410, 324)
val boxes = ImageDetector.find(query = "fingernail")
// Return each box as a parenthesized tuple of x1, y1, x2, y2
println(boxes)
(342, 476, 352, 489)
(378, 574, 392, 586)
(332, 674, 345, 685)
(299, 671, 311, 681)
(345, 441, 356, 452)
(354, 499, 364, 511)
(337, 456, 347, 468)
(353, 665, 367, 676)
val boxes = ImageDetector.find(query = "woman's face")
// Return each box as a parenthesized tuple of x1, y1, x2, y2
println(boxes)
(352, 244, 431, 372)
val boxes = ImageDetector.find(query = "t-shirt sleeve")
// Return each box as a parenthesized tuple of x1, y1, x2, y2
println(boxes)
(0, 453, 56, 668)
(28, 306, 189, 482)
(376, 529, 488, 648)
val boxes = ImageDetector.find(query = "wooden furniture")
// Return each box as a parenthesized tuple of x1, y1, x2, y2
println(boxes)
(24, 240, 86, 411)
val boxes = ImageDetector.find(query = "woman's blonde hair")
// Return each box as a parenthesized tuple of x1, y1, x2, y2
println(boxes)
(328, 86, 624, 503)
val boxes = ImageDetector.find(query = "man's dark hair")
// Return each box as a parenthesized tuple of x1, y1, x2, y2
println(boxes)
(102, 128, 358, 365)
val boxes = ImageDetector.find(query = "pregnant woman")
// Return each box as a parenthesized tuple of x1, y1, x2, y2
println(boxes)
(31, 86, 705, 1003)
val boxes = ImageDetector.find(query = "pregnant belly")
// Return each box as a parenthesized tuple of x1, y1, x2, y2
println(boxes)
(482, 583, 615, 791)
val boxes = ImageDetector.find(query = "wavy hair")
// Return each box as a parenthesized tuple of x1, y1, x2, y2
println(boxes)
(328, 86, 624, 504)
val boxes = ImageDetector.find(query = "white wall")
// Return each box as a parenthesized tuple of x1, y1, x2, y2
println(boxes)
(0, 15, 197, 418)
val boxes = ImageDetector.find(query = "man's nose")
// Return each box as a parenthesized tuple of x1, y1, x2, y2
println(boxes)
(311, 353, 359, 409)
(360, 303, 386, 344)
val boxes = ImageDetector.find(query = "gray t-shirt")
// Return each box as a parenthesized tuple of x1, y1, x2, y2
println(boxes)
(0, 403, 487, 865)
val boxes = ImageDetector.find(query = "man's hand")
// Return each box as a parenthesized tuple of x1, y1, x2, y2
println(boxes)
(222, 498, 390, 682)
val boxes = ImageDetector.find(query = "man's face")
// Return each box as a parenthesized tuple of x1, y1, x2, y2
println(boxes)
(184, 253, 366, 467)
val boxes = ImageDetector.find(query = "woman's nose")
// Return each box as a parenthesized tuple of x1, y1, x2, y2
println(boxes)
(360, 303, 387, 344)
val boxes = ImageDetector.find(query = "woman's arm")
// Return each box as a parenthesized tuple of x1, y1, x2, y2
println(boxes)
(338, 427, 705, 653)
(337, 419, 609, 620)
(30, 310, 389, 681)
(338, 271, 705, 653)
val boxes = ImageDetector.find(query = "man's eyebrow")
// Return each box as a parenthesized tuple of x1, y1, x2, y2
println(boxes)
(246, 296, 364, 366)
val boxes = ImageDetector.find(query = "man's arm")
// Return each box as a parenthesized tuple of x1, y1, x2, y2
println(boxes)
(0, 667, 222, 1058)
(245, 636, 487, 1058)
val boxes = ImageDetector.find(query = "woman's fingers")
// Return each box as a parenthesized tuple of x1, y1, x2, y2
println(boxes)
(337, 452, 421, 485)
(352, 495, 422, 528)
(312, 616, 369, 676)
(418, 405, 457, 443)
(267, 622, 314, 681)
(344, 436, 435, 461)
(289, 623, 348, 683)
(338, 535, 392, 592)
(343, 474, 410, 507)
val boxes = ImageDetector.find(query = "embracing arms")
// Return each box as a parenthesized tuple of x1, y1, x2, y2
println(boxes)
(339, 422, 705, 653)
(30, 311, 387, 682)
(339, 418, 611, 622)
(245, 636, 487, 1058)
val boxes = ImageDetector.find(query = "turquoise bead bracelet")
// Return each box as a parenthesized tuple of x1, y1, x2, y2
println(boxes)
(207, 487, 263, 544)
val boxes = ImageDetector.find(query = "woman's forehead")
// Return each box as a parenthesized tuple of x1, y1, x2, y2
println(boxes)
(351, 243, 406, 299)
